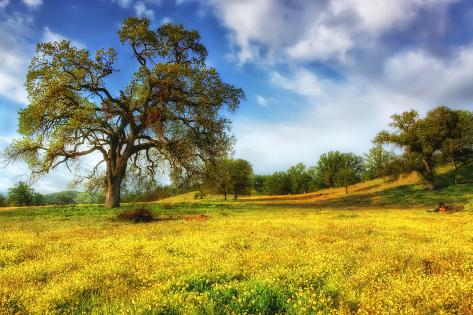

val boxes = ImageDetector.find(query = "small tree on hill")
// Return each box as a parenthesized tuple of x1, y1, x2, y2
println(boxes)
(287, 162, 313, 194)
(0, 194, 5, 207)
(439, 110, 473, 184)
(206, 158, 232, 199)
(315, 151, 363, 189)
(363, 145, 394, 180)
(335, 153, 363, 193)
(207, 158, 253, 199)
(335, 167, 358, 194)
(253, 175, 267, 193)
(5, 17, 244, 208)
(315, 151, 345, 188)
(229, 159, 253, 199)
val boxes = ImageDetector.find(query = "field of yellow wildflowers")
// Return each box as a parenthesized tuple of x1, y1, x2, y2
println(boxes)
(1, 177, 473, 314)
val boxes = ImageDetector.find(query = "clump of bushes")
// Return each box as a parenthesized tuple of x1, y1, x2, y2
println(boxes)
(117, 208, 155, 223)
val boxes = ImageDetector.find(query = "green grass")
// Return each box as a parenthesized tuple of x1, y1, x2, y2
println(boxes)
(0, 167, 472, 314)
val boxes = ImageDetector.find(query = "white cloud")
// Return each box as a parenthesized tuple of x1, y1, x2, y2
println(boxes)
(134, 1, 154, 19)
(333, 0, 457, 33)
(0, 0, 9, 9)
(234, 63, 444, 173)
(286, 25, 352, 62)
(22, 0, 43, 9)
(42, 27, 85, 48)
(145, 0, 162, 5)
(233, 40, 473, 173)
(194, 0, 459, 64)
(0, 14, 33, 104)
(160, 16, 172, 24)
(0, 136, 28, 193)
(0, 21, 84, 107)
(42, 26, 65, 42)
(205, 0, 296, 63)
(113, 0, 134, 8)
(256, 95, 268, 107)
(0, 135, 106, 194)
(384, 47, 473, 105)
(112, 0, 162, 17)
(270, 69, 325, 98)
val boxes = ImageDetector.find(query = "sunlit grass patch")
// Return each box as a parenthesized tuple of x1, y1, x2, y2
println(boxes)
(1, 177, 473, 313)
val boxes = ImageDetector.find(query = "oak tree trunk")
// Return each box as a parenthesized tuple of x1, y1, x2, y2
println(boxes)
(105, 165, 126, 208)
(422, 158, 436, 190)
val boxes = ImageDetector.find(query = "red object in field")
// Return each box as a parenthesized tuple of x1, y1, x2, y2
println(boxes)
(436, 202, 464, 213)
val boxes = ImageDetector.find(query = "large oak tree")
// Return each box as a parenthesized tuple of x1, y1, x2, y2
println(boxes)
(6, 17, 244, 207)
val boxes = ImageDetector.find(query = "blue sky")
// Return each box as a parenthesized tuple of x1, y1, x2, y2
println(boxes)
(0, 0, 473, 193)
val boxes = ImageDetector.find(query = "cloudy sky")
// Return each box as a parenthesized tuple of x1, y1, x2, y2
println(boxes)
(0, 0, 472, 193)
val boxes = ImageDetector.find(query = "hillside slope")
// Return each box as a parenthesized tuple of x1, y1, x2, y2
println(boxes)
(159, 165, 473, 210)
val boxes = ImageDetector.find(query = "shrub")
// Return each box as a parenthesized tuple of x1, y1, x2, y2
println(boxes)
(117, 208, 155, 223)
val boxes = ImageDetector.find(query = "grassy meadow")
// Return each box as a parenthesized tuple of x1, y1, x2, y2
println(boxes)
(1, 170, 473, 314)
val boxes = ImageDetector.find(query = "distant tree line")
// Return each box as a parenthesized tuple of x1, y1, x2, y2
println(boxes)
(251, 107, 473, 195)
(0, 182, 44, 207)
(0, 182, 109, 207)
(253, 151, 370, 195)
(1, 106, 471, 206)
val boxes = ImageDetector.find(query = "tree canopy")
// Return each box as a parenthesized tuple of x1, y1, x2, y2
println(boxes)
(0, 194, 5, 207)
(205, 158, 253, 199)
(314, 151, 363, 189)
(375, 106, 473, 189)
(7, 182, 43, 207)
(5, 17, 244, 207)
(287, 163, 313, 194)
(363, 145, 394, 180)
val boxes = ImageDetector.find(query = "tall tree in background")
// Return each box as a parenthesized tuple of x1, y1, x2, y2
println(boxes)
(287, 163, 313, 194)
(439, 110, 473, 184)
(375, 106, 473, 189)
(7, 182, 43, 207)
(228, 159, 253, 199)
(7, 182, 34, 206)
(253, 175, 267, 193)
(334, 153, 364, 193)
(315, 151, 344, 188)
(315, 151, 363, 190)
(207, 158, 232, 200)
(207, 158, 253, 199)
(5, 18, 244, 208)
(375, 110, 436, 189)
(0, 194, 6, 207)
(363, 145, 394, 180)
